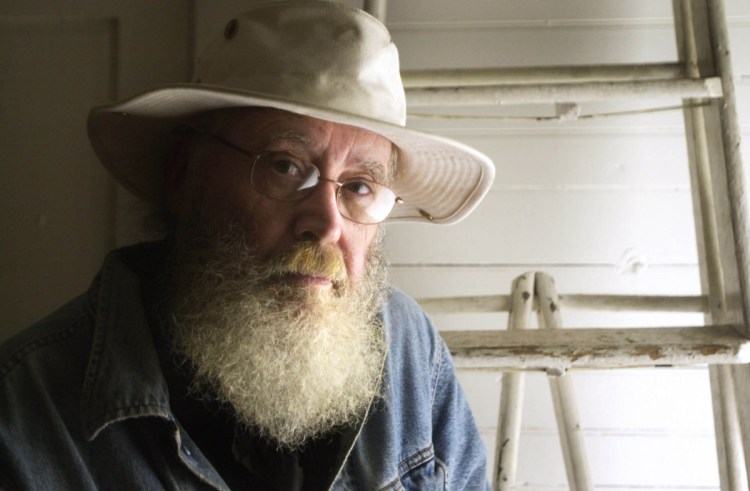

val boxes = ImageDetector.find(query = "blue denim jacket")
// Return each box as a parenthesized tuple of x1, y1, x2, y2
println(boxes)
(0, 246, 489, 490)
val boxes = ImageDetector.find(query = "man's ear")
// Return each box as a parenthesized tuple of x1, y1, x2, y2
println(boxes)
(163, 136, 192, 217)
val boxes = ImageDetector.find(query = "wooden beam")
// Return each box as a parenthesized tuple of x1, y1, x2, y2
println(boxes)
(405, 77, 722, 106)
(401, 62, 686, 88)
(417, 294, 708, 314)
(442, 325, 750, 371)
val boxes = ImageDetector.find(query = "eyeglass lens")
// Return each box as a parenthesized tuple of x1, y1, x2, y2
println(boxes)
(251, 152, 397, 224)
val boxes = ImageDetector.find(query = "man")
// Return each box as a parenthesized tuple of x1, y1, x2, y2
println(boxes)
(0, 2, 494, 490)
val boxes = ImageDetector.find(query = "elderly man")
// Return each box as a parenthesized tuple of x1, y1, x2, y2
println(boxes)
(0, 2, 494, 490)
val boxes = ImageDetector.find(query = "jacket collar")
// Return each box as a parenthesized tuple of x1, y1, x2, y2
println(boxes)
(80, 244, 172, 441)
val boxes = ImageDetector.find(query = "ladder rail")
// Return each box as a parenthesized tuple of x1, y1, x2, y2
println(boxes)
(494, 273, 534, 491)
(536, 273, 593, 491)
(674, 1, 749, 488)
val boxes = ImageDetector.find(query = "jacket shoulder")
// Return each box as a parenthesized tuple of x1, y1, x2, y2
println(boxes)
(382, 286, 441, 354)
(0, 294, 92, 381)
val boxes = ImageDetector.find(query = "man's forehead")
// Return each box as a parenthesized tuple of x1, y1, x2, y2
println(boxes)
(214, 107, 395, 174)
(219, 107, 387, 144)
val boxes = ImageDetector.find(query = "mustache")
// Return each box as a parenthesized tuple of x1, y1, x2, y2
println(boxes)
(268, 242, 348, 285)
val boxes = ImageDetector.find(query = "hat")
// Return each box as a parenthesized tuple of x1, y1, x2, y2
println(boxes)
(87, 0, 494, 224)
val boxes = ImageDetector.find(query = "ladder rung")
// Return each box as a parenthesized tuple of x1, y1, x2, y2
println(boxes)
(442, 325, 750, 370)
(405, 77, 722, 106)
(417, 294, 709, 314)
(402, 62, 686, 88)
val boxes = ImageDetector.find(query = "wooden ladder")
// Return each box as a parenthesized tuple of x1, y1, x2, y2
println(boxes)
(385, 0, 750, 489)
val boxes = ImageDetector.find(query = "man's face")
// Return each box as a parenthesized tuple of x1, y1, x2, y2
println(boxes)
(164, 108, 394, 448)
(169, 107, 394, 285)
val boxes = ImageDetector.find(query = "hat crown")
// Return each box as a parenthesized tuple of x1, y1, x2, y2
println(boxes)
(87, 1, 494, 224)
(195, 1, 406, 126)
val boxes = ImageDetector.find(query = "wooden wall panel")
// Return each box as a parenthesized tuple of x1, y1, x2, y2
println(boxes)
(389, 265, 704, 330)
(385, 192, 699, 265)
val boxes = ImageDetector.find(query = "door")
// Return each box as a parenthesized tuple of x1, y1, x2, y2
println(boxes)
(0, 1, 190, 340)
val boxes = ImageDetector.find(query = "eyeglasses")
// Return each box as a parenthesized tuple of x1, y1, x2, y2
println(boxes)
(196, 130, 402, 225)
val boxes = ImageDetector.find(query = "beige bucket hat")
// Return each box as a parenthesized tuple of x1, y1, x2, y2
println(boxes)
(87, 0, 494, 224)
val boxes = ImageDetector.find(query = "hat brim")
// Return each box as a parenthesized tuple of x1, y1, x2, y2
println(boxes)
(88, 84, 494, 225)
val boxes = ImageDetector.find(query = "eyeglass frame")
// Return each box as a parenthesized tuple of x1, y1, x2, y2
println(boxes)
(187, 127, 403, 225)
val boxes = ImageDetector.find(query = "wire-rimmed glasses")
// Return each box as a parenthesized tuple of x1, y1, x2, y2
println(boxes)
(196, 129, 402, 225)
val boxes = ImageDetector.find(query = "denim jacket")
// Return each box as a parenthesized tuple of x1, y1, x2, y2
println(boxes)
(0, 246, 489, 490)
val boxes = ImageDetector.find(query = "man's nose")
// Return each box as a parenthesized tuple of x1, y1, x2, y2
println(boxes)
(293, 179, 344, 244)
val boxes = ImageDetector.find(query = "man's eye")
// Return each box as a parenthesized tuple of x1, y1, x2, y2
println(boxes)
(342, 179, 375, 197)
(269, 157, 304, 177)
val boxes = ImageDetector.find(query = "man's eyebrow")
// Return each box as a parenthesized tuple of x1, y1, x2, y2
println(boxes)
(260, 129, 391, 183)
(262, 130, 312, 147)
(358, 160, 388, 183)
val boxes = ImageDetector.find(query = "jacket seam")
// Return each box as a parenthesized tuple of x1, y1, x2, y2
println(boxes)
(397, 443, 435, 475)
(81, 256, 116, 438)
(434, 455, 449, 489)
(378, 444, 437, 491)
(0, 317, 87, 380)
(430, 339, 446, 409)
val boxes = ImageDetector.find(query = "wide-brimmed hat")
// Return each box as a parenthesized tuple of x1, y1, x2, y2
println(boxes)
(87, 0, 494, 224)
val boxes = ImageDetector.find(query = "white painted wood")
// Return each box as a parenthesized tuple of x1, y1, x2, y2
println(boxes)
(461, 368, 715, 438)
(673, 2, 749, 488)
(468, 367, 719, 488)
(406, 77, 722, 107)
(494, 273, 534, 491)
(389, 8, 750, 73)
(731, 364, 750, 483)
(391, 20, 681, 70)
(424, 131, 693, 191)
(385, 192, 699, 266)
(515, 432, 720, 489)
(535, 273, 593, 491)
(712, 365, 749, 490)
(386, 0, 750, 24)
(391, 265, 706, 331)
(703, 0, 750, 335)
(390, 265, 704, 298)
(417, 293, 707, 315)
(402, 63, 686, 87)
(443, 325, 750, 371)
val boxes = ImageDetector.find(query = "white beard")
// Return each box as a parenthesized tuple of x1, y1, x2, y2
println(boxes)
(167, 214, 388, 450)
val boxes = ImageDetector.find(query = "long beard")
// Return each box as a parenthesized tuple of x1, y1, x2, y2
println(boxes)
(166, 214, 388, 450)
